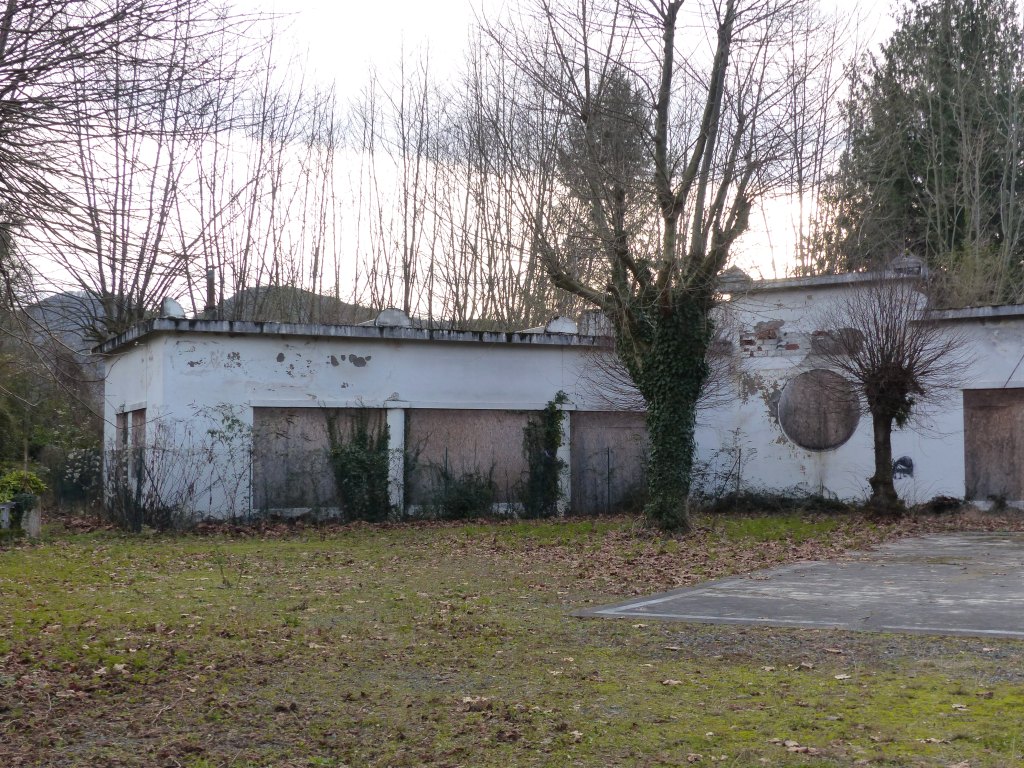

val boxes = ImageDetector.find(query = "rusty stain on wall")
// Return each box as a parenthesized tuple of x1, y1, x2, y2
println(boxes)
(737, 371, 763, 403)
(761, 381, 783, 423)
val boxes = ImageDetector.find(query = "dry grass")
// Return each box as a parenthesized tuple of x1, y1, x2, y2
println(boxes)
(2, 510, 1024, 767)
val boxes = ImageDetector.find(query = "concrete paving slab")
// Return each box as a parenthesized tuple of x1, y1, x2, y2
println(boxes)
(583, 533, 1024, 639)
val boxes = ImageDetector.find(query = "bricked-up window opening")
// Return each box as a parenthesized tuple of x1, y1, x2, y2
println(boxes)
(777, 369, 859, 451)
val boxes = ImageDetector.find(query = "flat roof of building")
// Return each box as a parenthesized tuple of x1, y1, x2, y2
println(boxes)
(94, 271, 1024, 355)
(93, 317, 611, 355)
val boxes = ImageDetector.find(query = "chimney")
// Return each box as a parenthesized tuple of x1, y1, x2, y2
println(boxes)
(204, 268, 217, 319)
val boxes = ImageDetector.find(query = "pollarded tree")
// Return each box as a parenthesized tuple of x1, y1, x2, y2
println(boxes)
(486, 0, 837, 531)
(814, 276, 968, 511)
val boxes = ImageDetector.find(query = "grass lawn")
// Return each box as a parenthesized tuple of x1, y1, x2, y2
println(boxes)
(2, 511, 1024, 767)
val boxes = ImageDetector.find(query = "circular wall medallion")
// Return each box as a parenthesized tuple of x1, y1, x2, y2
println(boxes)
(777, 369, 859, 451)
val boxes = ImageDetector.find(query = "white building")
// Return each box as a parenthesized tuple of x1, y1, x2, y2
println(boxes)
(700, 273, 1024, 506)
(96, 313, 647, 520)
(96, 273, 1024, 520)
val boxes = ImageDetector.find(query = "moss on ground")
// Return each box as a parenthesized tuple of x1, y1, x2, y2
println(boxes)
(1, 513, 1023, 766)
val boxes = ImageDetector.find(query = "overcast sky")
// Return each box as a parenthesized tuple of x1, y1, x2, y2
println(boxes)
(246, 0, 898, 277)
(253, 0, 507, 97)
(256, 0, 895, 99)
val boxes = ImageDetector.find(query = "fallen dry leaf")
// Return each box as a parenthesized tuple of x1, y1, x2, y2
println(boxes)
(461, 695, 491, 712)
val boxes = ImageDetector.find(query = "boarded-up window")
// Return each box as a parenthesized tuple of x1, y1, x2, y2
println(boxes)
(130, 409, 146, 447)
(964, 389, 1024, 501)
(778, 369, 859, 451)
(116, 408, 146, 447)
(252, 407, 386, 510)
(405, 409, 531, 505)
(570, 411, 648, 514)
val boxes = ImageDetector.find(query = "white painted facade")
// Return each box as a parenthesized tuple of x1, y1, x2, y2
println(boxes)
(97, 317, 628, 518)
(698, 274, 1024, 505)
(97, 276, 1024, 518)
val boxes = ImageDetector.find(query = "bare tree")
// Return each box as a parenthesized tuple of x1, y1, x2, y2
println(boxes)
(192, 38, 354, 325)
(814, 276, 969, 511)
(0, 1, 262, 328)
(483, 0, 837, 530)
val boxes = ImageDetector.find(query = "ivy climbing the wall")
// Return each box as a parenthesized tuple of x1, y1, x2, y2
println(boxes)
(521, 392, 568, 518)
(326, 412, 391, 523)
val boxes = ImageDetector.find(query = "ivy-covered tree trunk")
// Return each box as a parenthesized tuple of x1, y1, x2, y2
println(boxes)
(494, 0, 816, 528)
(868, 408, 901, 512)
(617, 293, 713, 532)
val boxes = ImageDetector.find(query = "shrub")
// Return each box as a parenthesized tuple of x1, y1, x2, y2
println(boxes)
(426, 466, 497, 521)
(520, 392, 567, 518)
(0, 469, 47, 501)
(0, 469, 47, 538)
(327, 413, 391, 523)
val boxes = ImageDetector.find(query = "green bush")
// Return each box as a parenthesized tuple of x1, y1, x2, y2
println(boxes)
(0, 469, 46, 537)
(426, 466, 496, 521)
(520, 392, 567, 519)
(0, 469, 47, 503)
(327, 414, 391, 523)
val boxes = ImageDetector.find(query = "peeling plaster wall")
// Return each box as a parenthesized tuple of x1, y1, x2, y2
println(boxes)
(156, 335, 593, 412)
(100, 327, 635, 518)
(102, 285, 1024, 515)
(703, 283, 1024, 504)
(699, 283, 876, 500)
